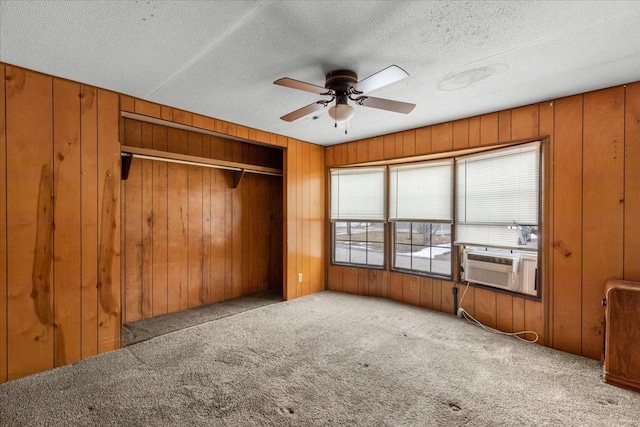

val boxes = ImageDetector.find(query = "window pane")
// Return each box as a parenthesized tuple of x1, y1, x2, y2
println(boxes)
(332, 221, 385, 268)
(392, 222, 452, 278)
(395, 244, 412, 270)
(411, 222, 430, 246)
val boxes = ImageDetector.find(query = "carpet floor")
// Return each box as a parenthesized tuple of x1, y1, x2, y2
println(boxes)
(1, 291, 639, 426)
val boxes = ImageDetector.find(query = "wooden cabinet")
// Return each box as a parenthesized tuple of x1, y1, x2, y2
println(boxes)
(603, 279, 640, 392)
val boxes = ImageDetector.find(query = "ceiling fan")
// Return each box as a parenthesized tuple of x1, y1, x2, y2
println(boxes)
(274, 65, 416, 130)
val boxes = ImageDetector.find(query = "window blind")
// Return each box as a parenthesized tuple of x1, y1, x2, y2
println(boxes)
(389, 159, 453, 221)
(456, 142, 540, 248)
(330, 167, 386, 221)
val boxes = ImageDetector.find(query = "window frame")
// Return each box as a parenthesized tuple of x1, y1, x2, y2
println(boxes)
(391, 221, 453, 279)
(331, 221, 386, 269)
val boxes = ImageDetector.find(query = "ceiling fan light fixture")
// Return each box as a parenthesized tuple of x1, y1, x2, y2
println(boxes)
(328, 103, 355, 123)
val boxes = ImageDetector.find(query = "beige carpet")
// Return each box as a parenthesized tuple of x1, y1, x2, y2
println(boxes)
(1, 291, 639, 426)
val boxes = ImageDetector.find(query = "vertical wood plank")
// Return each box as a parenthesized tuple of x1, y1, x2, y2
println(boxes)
(301, 142, 311, 296)
(402, 130, 416, 157)
(415, 127, 431, 155)
(480, 113, 499, 145)
(80, 85, 98, 359)
(624, 82, 640, 281)
(496, 293, 514, 333)
(473, 288, 497, 329)
(123, 118, 142, 320)
(441, 281, 455, 314)
(402, 275, 420, 306)
(140, 151, 153, 319)
(0, 64, 6, 383)
(329, 266, 343, 292)
(431, 123, 453, 152)
(468, 117, 480, 146)
(346, 142, 357, 164)
(452, 119, 469, 150)
(256, 176, 270, 292)
(285, 141, 297, 300)
(52, 78, 82, 367)
(201, 137, 212, 303)
(166, 129, 188, 312)
(356, 140, 369, 163)
(419, 277, 433, 310)
(582, 86, 624, 359)
(326, 146, 335, 167)
(389, 272, 403, 301)
(123, 158, 142, 323)
(151, 125, 168, 316)
(511, 104, 539, 140)
(225, 144, 235, 299)
(187, 132, 203, 307)
(513, 297, 525, 333)
(394, 133, 403, 158)
(369, 137, 384, 161)
(96, 89, 121, 354)
(358, 269, 368, 296)
(539, 100, 555, 350)
(6, 67, 54, 380)
(120, 95, 135, 112)
(498, 110, 511, 142)
(458, 283, 475, 316)
(343, 267, 358, 295)
(310, 144, 325, 294)
(232, 143, 243, 298)
(552, 95, 583, 354)
(524, 300, 544, 345)
(383, 134, 395, 159)
(134, 99, 161, 119)
(432, 279, 442, 311)
(210, 168, 226, 302)
(172, 109, 192, 126)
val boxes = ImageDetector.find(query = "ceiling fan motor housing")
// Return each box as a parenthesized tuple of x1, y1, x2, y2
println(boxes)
(325, 70, 358, 101)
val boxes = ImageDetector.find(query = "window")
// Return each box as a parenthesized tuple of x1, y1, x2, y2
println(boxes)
(455, 142, 540, 250)
(333, 222, 385, 267)
(394, 222, 452, 276)
(389, 160, 453, 277)
(330, 167, 386, 268)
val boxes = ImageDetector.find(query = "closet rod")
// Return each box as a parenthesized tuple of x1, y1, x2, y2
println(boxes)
(121, 145, 282, 178)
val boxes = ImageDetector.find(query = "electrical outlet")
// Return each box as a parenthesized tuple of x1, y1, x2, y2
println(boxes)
(410, 282, 416, 291)
(298, 273, 303, 283)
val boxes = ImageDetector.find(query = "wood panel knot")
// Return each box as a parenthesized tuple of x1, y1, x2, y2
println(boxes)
(553, 240, 572, 258)
(57, 152, 65, 161)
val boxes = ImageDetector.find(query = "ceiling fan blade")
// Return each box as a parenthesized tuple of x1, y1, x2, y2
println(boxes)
(280, 101, 327, 122)
(353, 65, 409, 94)
(355, 96, 416, 114)
(274, 77, 332, 95)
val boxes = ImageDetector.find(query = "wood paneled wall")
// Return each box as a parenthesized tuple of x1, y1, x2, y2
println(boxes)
(285, 139, 326, 300)
(0, 63, 326, 384)
(0, 64, 121, 381)
(120, 119, 283, 323)
(326, 82, 640, 360)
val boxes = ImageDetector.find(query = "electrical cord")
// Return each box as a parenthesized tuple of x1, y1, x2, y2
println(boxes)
(457, 281, 539, 344)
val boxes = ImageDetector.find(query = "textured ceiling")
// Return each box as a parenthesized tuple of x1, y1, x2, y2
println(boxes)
(1, 1, 640, 146)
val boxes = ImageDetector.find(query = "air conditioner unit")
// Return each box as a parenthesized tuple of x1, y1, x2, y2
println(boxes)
(463, 251, 520, 292)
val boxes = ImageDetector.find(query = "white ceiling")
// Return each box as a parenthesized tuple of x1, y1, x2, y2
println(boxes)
(1, 1, 640, 146)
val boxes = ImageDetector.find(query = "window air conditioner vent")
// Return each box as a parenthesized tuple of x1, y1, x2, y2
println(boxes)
(463, 251, 520, 292)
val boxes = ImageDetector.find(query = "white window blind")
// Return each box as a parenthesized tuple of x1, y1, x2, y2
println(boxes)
(330, 167, 386, 221)
(389, 160, 453, 221)
(456, 142, 540, 248)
